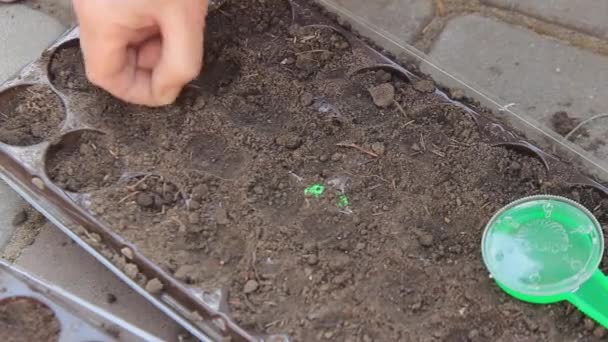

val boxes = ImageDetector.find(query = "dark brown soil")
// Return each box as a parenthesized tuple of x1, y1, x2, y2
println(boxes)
(0, 297, 61, 342)
(49, 46, 93, 93)
(46, 131, 123, 193)
(0, 85, 64, 146)
(41, 0, 608, 341)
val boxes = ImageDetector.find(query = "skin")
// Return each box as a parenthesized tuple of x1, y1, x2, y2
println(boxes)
(73, 0, 208, 107)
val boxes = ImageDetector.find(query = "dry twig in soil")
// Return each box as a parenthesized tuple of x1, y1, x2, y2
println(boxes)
(336, 143, 378, 158)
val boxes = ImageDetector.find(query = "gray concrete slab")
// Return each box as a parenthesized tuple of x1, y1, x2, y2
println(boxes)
(321, 0, 433, 56)
(482, 0, 608, 40)
(423, 14, 608, 163)
(0, 4, 66, 83)
(328, 0, 433, 43)
(24, 0, 75, 26)
(14, 223, 183, 341)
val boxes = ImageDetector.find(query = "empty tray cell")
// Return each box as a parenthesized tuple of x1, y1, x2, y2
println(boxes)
(0, 297, 61, 342)
(0, 85, 65, 146)
(46, 130, 123, 193)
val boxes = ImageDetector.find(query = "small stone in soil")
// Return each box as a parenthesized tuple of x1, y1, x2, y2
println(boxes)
(584, 318, 595, 331)
(418, 233, 434, 247)
(331, 152, 343, 162)
(307, 255, 319, 265)
(300, 92, 314, 106)
(281, 56, 295, 65)
(193, 97, 206, 110)
(295, 55, 317, 72)
(191, 184, 208, 199)
(413, 79, 436, 93)
(276, 132, 303, 150)
(450, 88, 466, 100)
(316, 51, 331, 61)
(371, 142, 385, 155)
(135, 192, 155, 208)
(368, 83, 395, 108)
(175, 265, 195, 281)
(335, 41, 350, 50)
(188, 212, 200, 225)
(12, 209, 28, 226)
(121, 247, 134, 260)
(145, 278, 164, 294)
(215, 207, 229, 225)
(593, 326, 607, 338)
(509, 161, 522, 172)
(468, 329, 479, 339)
(568, 311, 583, 324)
(244, 279, 259, 294)
(124, 263, 139, 279)
(188, 200, 201, 210)
(106, 293, 117, 304)
(375, 70, 392, 83)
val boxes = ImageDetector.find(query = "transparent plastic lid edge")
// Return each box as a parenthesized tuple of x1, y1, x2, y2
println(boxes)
(316, 0, 608, 184)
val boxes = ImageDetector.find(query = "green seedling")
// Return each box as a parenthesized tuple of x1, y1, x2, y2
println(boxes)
(337, 194, 350, 208)
(304, 184, 325, 198)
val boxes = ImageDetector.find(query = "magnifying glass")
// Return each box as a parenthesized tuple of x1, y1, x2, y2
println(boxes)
(482, 195, 608, 328)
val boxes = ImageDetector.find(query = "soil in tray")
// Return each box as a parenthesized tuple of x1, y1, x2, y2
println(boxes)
(0, 297, 61, 342)
(41, 0, 608, 341)
(0, 84, 64, 146)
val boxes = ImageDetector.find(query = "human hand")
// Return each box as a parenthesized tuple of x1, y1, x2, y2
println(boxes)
(73, 0, 208, 106)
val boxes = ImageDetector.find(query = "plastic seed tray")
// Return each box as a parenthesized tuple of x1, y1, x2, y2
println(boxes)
(1, 1, 608, 341)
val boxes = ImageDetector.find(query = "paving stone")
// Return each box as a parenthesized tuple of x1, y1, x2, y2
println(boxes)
(322, 0, 433, 54)
(24, 0, 75, 26)
(0, 4, 66, 83)
(423, 14, 608, 166)
(0, 180, 27, 250)
(482, 0, 608, 40)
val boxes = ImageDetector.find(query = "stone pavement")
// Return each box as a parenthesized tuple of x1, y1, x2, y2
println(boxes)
(0, 5, 65, 81)
(328, 0, 608, 177)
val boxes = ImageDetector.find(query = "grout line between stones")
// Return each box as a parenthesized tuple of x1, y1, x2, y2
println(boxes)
(413, 2, 608, 58)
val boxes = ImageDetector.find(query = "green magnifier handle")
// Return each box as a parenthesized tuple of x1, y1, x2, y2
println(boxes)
(566, 269, 608, 328)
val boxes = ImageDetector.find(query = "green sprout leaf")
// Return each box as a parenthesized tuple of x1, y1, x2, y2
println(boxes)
(337, 194, 350, 208)
(304, 184, 325, 198)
